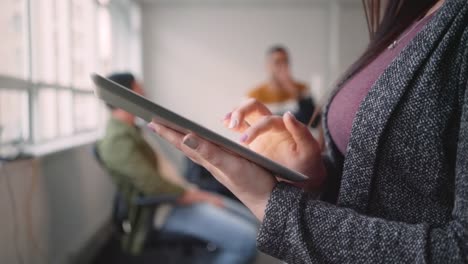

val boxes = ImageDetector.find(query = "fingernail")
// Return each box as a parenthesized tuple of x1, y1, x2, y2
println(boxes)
(285, 111, 297, 121)
(147, 123, 155, 131)
(183, 137, 199, 150)
(147, 123, 159, 133)
(148, 123, 161, 133)
(224, 112, 232, 120)
(240, 134, 249, 143)
(228, 119, 238, 129)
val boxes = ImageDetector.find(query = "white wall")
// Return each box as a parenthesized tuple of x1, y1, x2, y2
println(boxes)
(141, 0, 368, 138)
(110, 0, 143, 77)
(338, 2, 369, 75)
(0, 144, 114, 264)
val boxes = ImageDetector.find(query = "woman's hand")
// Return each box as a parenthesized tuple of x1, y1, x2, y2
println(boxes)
(148, 122, 277, 221)
(224, 99, 326, 188)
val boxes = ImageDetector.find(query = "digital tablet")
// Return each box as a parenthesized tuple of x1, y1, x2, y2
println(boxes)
(91, 73, 308, 182)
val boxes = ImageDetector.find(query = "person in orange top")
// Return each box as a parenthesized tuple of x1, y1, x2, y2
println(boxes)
(247, 45, 315, 124)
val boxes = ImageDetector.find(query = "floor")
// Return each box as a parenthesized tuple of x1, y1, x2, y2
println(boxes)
(256, 252, 283, 264)
(91, 235, 283, 264)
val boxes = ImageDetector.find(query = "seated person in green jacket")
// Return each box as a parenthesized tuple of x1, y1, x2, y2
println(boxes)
(98, 72, 258, 264)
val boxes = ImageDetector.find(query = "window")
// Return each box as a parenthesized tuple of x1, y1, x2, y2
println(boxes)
(37, 88, 59, 141)
(0, 0, 141, 153)
(57, 90, 73, 137)
(0, 89, 29, 144)
(74, 93, 100, 132)
(32, 0, 78, 85)
(71, 0, 96, 89)
(0, 0, 27, 78)
(97, 6, 113, 75)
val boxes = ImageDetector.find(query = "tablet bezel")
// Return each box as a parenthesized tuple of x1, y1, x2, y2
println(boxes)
(91, 73, 309, 182)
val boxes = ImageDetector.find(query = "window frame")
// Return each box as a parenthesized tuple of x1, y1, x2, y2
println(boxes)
(0, 75, 32, 146)
(0, 0, 113, 154)
(0, 76, 100, 143)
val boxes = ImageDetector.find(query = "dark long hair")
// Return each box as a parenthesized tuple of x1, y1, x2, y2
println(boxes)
(352, 0, 440, 75)
(309, 0, 441, 129)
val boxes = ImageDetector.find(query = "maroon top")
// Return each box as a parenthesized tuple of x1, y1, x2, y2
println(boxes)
(327, 13, 436, 155)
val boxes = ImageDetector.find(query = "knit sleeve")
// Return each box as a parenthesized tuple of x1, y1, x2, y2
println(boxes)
(256, 83, 468, 263)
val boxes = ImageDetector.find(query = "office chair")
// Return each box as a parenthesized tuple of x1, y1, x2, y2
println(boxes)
(91, 144, 216, 263)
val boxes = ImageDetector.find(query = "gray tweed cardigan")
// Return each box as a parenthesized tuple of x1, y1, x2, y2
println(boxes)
(257, 0, 468, 263)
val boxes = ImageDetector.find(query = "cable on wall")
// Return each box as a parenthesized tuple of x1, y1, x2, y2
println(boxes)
(1, 162, 25, 264)
(24, 159, 47, 262)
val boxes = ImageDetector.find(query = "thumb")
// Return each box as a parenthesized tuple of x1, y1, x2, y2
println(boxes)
(283, 111, 315, 149)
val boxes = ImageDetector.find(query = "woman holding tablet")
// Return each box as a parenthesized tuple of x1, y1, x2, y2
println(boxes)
(148, 0, 468, 262)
